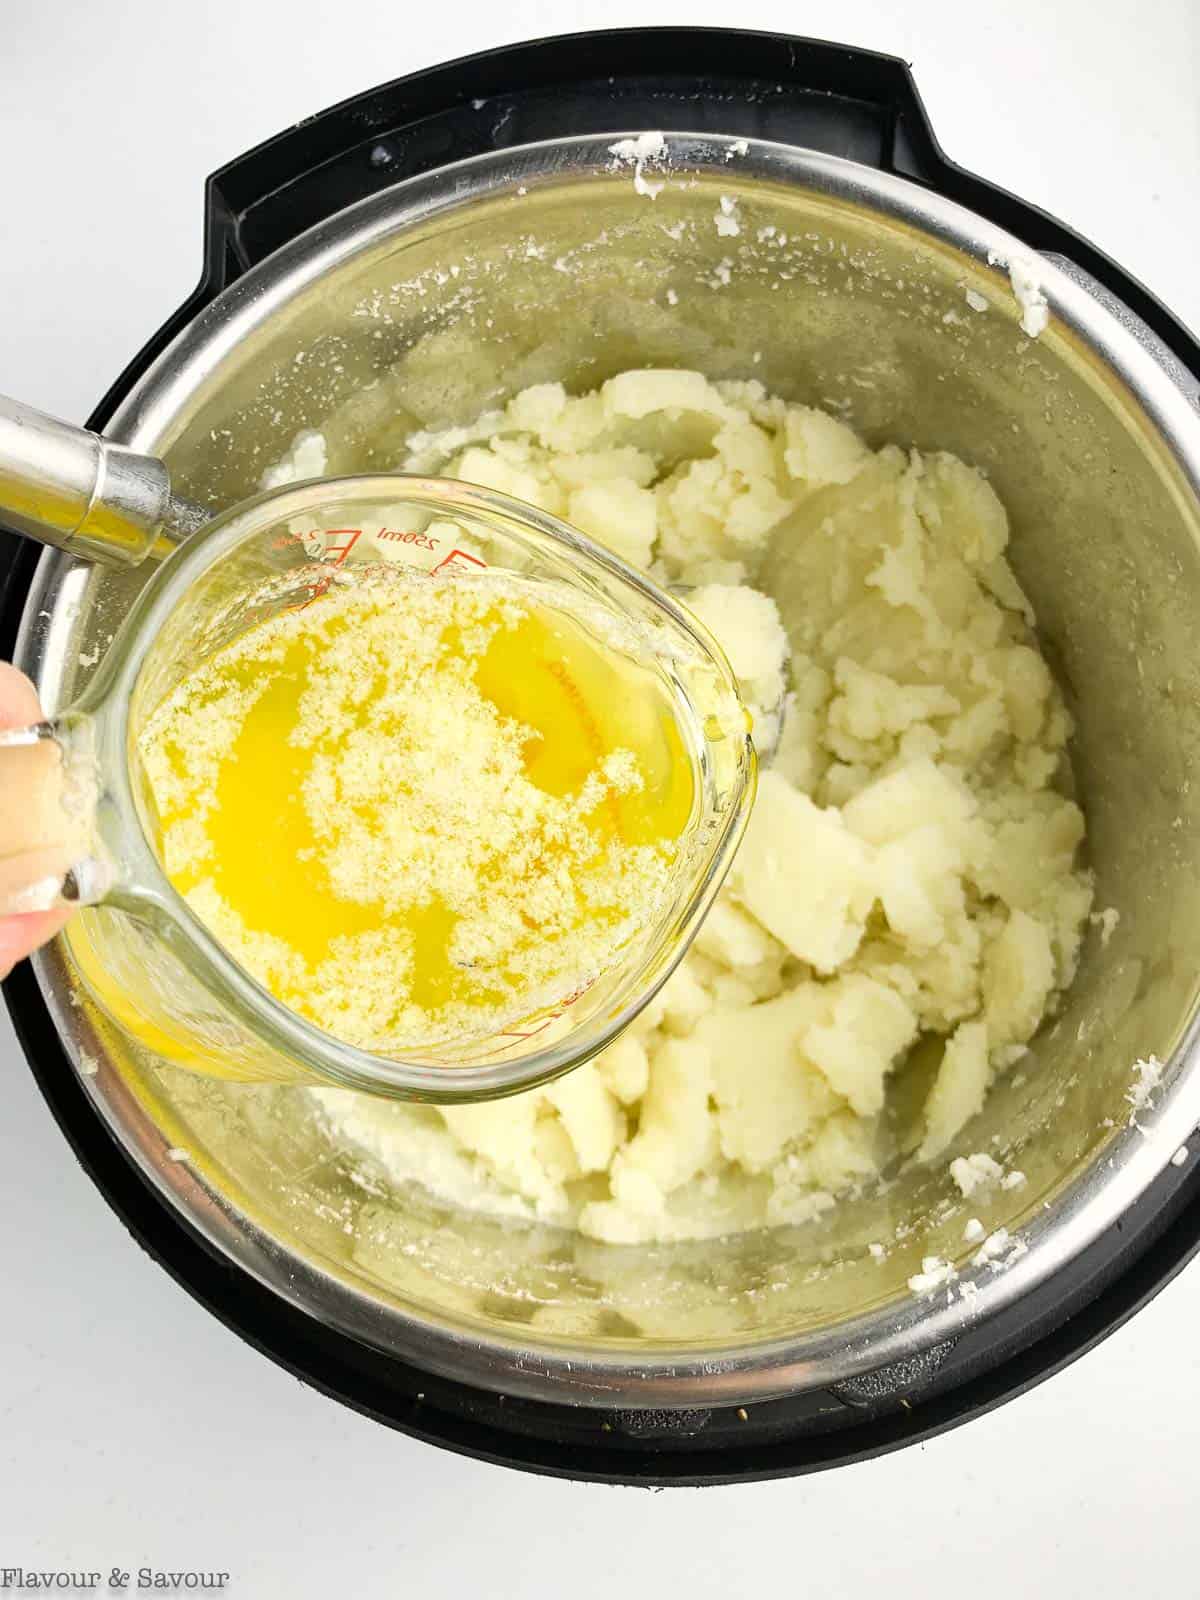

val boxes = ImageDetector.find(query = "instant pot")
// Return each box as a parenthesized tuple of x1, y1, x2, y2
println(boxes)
(5, 29, 1200, 1485)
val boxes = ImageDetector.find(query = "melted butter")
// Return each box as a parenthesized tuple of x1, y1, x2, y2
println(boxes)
(136, 579, 697, 1047)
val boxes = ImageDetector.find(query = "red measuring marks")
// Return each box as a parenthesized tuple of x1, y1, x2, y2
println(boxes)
(298, 527, 364, 607)
(432, 548, 488, 575)
(376, 527, 439, 551)
(499, 978, 596, 1041)
(278, 528, 489, 611)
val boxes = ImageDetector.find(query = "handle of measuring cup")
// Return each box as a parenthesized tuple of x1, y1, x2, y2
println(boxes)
(0, 715, 110, 915)
(0, 394, 208, 567)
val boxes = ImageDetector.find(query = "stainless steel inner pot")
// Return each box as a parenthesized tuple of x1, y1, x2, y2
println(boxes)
(18, 133, 1200, 1408)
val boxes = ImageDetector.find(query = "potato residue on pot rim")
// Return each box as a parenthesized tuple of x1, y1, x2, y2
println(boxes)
(281, 367, 1093, 1244)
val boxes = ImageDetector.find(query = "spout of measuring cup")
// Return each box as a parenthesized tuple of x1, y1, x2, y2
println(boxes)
(0, 714, 111, 914)
(0, 393, 207, 567)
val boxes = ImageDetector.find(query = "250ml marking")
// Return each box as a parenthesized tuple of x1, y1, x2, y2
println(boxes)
(269, 527, 486, 605)
(270, 525, 441, 555)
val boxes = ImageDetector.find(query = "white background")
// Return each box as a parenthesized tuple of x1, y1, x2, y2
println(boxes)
(3, 2, 1199, 1594)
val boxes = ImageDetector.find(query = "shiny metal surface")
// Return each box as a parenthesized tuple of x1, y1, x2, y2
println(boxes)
(0, 392, 202, 564)
(15, 133, 1200, 1407)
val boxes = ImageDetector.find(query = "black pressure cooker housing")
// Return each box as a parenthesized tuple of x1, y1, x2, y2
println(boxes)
(4, 29, 1200, 1484)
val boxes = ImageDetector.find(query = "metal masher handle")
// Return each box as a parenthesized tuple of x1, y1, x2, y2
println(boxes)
(0, 393, 208, 567)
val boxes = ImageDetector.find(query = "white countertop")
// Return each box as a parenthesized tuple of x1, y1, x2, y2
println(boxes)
(3, 1, 1199, 1593)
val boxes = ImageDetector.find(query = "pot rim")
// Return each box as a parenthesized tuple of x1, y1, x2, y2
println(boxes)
(19, 129, 1200, 1408)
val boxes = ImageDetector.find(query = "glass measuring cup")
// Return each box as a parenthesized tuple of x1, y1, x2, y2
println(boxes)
(0, 475, 755, 1101)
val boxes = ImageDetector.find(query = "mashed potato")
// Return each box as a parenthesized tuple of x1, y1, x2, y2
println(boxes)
(308, 369, 1093, 1243)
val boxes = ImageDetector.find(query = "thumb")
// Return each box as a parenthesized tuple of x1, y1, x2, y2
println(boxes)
(0, 663, 74, 977)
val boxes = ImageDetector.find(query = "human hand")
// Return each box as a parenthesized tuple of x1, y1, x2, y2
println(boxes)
(0, 662, 74, 978)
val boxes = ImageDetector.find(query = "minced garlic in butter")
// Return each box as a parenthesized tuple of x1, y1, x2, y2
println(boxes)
(139, 568, 693, 1053)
